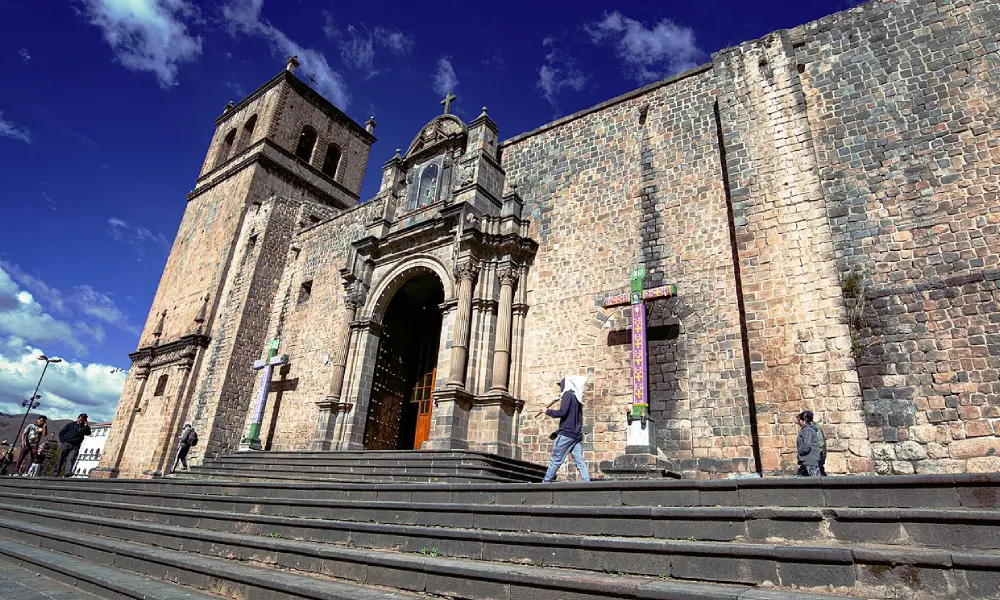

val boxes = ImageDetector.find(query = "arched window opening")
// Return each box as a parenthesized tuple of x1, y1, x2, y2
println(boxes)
(295, 126, 317, 162)
(216, 129, 236, 167)
(417, 163, 440, 207)
(322, 144, 341, 179)
(154, 374, 168, 396)
(243, 114, 257, 140)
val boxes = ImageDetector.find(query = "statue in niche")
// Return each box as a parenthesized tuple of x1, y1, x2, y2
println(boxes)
(418, 163, 439, 206)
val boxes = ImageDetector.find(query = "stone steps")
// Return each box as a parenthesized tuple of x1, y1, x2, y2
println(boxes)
(175, 466, 531, 484)
(186, 451, 546, 484)
(17, 472, 1000, 508)
(0, 516, 433, 600)
(3, 484, 999, 550)
(0, 533, 230, 599)
(0, 504, 859, 600)
(2, 474, 997, 598)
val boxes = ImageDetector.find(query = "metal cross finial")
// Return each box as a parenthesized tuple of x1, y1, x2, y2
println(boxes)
(441, 92, 457, 114)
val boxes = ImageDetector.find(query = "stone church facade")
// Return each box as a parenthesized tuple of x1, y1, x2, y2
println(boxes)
(96, 0, 1000, 480)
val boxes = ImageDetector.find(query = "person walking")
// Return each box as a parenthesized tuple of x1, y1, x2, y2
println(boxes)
(14, 416, 47, 476)
(541, 375, 590, 483)
(0, 440, 13, 476)
(169, 424, 198, 474)
(796, 410, 823, 477)
(54, 414, 91, 477)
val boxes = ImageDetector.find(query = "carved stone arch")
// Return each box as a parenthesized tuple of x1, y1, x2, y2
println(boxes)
(362, 256, 455, 322)
(404, 114, 467, 159)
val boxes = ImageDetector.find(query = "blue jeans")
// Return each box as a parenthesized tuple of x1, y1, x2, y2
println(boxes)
(543, 434, 590, 482)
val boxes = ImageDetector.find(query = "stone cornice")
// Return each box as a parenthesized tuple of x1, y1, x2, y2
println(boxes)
(129, 335, 210, 371)
(188, 140, 358, 209)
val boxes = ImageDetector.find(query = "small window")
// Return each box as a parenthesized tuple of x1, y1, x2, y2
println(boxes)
(295, 126, 317, 162)
(298, 280, 313, 304)
(322, 144, 341, 179)
(153, 374, 168, 396)
(417, 163, 440, 207)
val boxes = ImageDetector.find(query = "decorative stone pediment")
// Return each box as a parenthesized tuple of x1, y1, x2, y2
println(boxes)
(405, 115, 466, 159)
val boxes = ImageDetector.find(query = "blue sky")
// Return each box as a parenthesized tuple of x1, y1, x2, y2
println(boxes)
(0, 0, 861, 422)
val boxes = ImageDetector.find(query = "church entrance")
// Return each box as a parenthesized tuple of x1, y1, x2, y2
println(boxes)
(363, 272, 444, 450)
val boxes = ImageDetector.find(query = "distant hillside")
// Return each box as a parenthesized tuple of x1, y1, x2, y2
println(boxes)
(0, 412, 71, 446)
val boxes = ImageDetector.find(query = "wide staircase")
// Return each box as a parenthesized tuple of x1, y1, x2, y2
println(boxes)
(175, 450, 548, 483)
(0, 473, 998, 599)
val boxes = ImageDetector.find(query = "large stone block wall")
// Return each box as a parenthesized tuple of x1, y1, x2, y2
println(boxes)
(130, 168, 257, 364)
(249, 198, 388, 451)
(795, 0, 1000, 474)
(187, 182, 302, 460)
(200, 86, 283, 178)
(267, 79, 372, 197)
(501, 69, 755, 477)
(713, 33, 872, 475)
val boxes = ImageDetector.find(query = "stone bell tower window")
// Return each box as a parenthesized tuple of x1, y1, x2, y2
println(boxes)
(295, 126, 317, 162)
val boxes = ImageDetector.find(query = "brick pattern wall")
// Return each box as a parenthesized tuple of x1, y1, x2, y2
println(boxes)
(249, 199, 387, 451)
(268, 80, 371, 197)
(188, 187, 301, 460)
(797, 0, 1000, 474)
(501, 71, 754, 477)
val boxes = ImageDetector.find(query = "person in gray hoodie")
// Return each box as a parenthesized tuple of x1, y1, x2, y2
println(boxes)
(796, 410, 822, 477)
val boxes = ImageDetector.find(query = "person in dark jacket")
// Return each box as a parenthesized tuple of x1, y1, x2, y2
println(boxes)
(54, 413, 91, 477)
(796, 410, 822, 477)
(169, 424, 198, 474)
(540, 375, 590, 483)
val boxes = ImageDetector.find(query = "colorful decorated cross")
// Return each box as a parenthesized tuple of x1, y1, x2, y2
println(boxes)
(602, 265, 677, 419)
(242, 337, 289, 449)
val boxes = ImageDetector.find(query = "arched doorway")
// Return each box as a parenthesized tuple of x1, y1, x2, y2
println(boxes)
(363, 271, 444, 450)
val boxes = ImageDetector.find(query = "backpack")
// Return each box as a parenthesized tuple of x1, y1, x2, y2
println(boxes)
(815, 422, 827, 459)
(187, 430, 199, 447)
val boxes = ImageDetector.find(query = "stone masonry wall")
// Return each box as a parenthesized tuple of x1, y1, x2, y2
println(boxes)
(797, 0, 1000, 474)
(187, 173, 301, 460)
(251, 198, 387, 451)
(501, 69, 755, 478)
(714, 32, 873, 475)
(268, 79, 371, 197)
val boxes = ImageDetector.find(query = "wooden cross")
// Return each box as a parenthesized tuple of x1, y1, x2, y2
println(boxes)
(441, 92, 456, 114)
(242, 337, 289, 448)
(602, 265, 677, 419)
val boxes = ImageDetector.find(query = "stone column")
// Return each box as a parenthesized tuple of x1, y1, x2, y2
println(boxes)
(327, 294, 362, 400)
(489, 267, 518, 392)
(448, 261, 478, 388)
(313, 289, 363, 451)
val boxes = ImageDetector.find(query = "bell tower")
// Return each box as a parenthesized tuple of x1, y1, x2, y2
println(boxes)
(96, 58, 376, 478)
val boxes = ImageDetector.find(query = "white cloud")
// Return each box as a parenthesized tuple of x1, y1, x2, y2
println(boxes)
(586, 12, 703, 83)
(0, 341, 125, 422)
(0, 267, 88, 356)
(74, 286, 141, 335)
(78, 0, 203, 87)
(223, 0, 350, 108)
(321, 15, 413, 78)
(2, 260, 140, 338)
(0, 112, 31, 144)
(107, 216, 169, 262)
(537, 37, 587, 109)
(0, 260, 67, 313)
(432, 57, 458, 98)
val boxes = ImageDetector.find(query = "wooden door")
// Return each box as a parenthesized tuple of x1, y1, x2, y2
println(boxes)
(412, 368, 435, 449)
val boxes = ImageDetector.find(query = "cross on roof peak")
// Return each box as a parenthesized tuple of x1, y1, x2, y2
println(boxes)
(441, 92, 457, 114)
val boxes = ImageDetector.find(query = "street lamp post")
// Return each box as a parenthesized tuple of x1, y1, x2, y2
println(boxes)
(13, 355, 62, 448)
